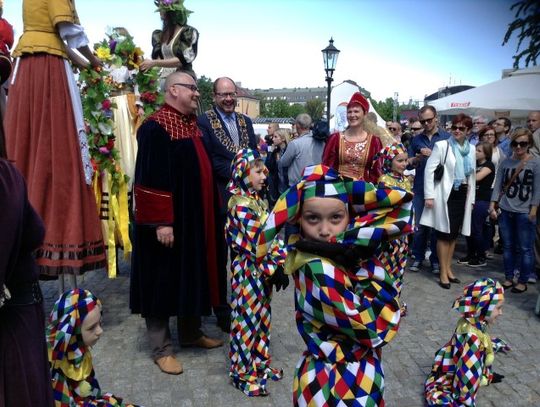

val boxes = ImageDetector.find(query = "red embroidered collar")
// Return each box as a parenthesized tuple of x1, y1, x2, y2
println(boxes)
(148, 104, 201, 140)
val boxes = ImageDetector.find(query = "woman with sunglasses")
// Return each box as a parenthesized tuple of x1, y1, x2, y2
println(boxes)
(489, 128, 540, 293)
(421, 114, 476, 289)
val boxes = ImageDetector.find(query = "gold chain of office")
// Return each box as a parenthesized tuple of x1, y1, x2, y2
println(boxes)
(206, 110, 251, 153)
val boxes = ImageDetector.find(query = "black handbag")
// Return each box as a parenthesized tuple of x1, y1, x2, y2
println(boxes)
(433, 141, 449, 182)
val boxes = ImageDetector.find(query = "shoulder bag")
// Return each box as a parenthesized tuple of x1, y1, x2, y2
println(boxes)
(433, 141, 449, 183)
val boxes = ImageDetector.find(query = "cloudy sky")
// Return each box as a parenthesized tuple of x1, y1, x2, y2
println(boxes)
(4, 0, 521, 102)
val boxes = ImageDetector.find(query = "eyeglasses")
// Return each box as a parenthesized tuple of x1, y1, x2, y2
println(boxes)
(411, 127, 423, 131)
(510, 141, 529, 148)
(388, 127, 398, 131)
(215, 92, 237, 98)
(419, 117, 435, 125)
(172, 83, 199, 92)
(484, 133, 496, 138)
(473, 121, 486, 125)
(451, 125, 468, 132)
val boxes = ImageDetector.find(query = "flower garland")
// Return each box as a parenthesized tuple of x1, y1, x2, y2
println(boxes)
(79, 66, 125, 194)
(79, 28, 162, 194)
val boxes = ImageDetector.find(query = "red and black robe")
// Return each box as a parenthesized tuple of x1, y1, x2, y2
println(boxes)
(130, 104, 225, 318)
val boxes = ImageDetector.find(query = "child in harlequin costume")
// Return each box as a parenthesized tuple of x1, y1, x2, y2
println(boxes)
(257, 164, 413, 406)
(376, 142, 413, 304)
(425, 278, 509, 406)
(225, 148, 288, 397)
(47, 289, 139, 407)
(376, 142, 412, 193)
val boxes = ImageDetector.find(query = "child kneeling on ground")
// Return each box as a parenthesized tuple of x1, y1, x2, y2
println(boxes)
(47, 289, 139, 406)
(425, 278, 509, 406)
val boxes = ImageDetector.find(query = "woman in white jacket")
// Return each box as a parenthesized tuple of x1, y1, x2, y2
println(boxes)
(421, 114, 476, 289)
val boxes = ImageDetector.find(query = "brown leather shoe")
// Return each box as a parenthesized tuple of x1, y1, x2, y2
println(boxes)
(155, 355, 183, 375)
(182, 335, 224, 349)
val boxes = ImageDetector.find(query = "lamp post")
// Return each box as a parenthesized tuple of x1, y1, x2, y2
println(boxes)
(322, 38, 340, 132)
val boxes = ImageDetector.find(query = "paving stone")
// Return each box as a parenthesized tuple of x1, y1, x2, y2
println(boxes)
(38, 242, 540, 406)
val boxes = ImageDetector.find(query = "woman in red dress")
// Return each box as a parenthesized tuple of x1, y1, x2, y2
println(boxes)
(322, 92, 382, 182)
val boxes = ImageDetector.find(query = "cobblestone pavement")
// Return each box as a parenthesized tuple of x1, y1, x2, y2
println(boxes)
(40, 242, 540, 407)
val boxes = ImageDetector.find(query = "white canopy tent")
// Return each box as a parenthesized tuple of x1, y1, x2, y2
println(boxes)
(431, 66, 540, 119)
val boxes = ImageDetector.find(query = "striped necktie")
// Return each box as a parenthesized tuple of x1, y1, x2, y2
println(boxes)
(225, 115, 240, 146)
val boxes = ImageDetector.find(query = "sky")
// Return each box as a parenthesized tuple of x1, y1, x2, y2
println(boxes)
(3, 0, 522, 103)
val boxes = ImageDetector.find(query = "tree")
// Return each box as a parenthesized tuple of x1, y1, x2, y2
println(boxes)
(502, 0, 540, 68)
(305, 99, 325, 121)
(260, 99, 305, 118)
(370, 97, 394, 122)
(197, 75, 213, 111)
(370, 98, 419, 122)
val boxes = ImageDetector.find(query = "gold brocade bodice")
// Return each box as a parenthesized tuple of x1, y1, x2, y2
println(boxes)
(14, 0, 79, 59)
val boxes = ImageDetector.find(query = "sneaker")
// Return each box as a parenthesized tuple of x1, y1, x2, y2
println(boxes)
(528, 276, 537, 284)
(469, 258, 487, 267)
(431, 263, 440, 274)
(409, 260, 422, 272)
(485, 251, 494, 259)
(457, 256, 473, 265)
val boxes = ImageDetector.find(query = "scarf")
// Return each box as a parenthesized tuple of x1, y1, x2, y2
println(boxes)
(256, 164, 413, 263)
(449, 137, 474, 189)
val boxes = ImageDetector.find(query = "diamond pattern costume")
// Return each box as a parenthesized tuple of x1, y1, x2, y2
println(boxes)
(376, 143, 412, 193)
(425, 278, 509, 406)
(47, 289, 138, 406)
(257, 165, 413, 406)
(225, 149, 287, 396)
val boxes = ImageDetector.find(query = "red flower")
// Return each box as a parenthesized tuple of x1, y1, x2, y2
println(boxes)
(102, 99, 112, 110)
(140, 91, 157, 103)
(106, 138, 115, 150)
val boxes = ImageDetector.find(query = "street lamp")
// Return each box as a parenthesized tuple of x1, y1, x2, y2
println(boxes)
(322, 37, 340, 132)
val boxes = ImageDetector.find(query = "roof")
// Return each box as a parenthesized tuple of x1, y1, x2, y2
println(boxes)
(252, 117, 295, 124)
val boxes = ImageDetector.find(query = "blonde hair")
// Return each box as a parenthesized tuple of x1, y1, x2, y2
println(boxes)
(511, 127, 533, 145)
(273, 129, 291, 146)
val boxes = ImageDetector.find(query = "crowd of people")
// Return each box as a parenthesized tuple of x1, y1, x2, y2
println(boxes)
(1, 0, 540, 406)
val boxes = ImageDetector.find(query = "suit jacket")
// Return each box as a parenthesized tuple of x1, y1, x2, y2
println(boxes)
(197, 106, 257, 212)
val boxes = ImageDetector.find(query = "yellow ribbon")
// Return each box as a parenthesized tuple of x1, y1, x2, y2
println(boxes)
(92, 171, 132, 279)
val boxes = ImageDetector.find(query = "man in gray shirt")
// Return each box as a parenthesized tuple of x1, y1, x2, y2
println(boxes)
(279, 113, 325, 186)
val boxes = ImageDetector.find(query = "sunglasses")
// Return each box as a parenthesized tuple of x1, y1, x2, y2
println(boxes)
(510, 141, 529, 148)
(451, 125, 468, 132)
(411, 127, 423, 131)
(419, 117, 435, 125)
(388, 127, 399, 131)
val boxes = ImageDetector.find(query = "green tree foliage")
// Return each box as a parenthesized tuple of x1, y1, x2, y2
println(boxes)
(197, 75, 214, 111)
(260, 99, 306, 118)
(305, 99, 325, 121)
(370, 97, 394, 122)
(503, 0, 540, 68)
(370, 98, 419, 122)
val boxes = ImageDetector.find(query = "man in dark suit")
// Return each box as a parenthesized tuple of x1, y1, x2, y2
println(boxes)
(197, 76, 257, 332)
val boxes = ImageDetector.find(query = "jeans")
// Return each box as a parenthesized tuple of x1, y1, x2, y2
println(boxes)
(411, 193, 439, 266)
(469, 200, 490, 258)
(498, 209, 536, 284)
